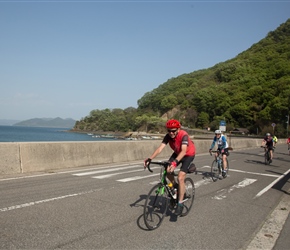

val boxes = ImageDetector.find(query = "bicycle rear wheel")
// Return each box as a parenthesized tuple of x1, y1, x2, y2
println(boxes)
(211, 160, 220, 182)
(143, 183, 169, 230)
(181, 177, 195, 217)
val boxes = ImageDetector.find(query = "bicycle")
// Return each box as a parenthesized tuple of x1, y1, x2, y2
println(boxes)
(261, 146, 274, 165)
(143, 161, 195, 230)
(210, 150, 229, 182)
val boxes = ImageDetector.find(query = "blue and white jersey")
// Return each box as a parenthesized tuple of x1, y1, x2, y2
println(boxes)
(210, 134, 228, 150)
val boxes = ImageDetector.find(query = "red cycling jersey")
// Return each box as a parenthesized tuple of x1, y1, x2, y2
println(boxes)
(162, 130, 195, 156)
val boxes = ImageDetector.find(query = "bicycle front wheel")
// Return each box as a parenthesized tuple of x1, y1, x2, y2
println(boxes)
(265, 152, 270, 165)
(143, 183, 169, 230)
(181, 177, 195, 217)
(211, 160, 220, 182)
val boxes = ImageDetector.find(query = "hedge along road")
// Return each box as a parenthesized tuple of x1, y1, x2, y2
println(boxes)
(0, 144, 289, 249)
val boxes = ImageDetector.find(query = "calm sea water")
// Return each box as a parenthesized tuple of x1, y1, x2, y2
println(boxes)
(0, 126, 118, 142)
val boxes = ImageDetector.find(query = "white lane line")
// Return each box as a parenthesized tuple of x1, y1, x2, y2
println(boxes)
(202, 166, 280, 178)
(213, 178, 257, 200)
(229, 169, 280, 178)
(255, 168, 290, 198)
(0, 188, 102, 213)
(92, 167, 159, 179)
(117, 174, 160, 182)
(247, 187, 290, 250)
(73, 165, 141, 176)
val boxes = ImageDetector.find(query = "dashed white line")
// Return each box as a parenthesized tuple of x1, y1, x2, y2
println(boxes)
(0, 188, 102, 212)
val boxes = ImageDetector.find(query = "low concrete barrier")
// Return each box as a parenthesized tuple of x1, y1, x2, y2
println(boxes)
(0, 138, 262, 175)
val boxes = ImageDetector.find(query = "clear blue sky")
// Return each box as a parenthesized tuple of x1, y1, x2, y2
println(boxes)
(1, 0, 289, 121)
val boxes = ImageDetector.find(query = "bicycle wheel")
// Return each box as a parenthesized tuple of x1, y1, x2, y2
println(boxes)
(265, 152, 270, 165)
(211, 160, 220, 182)
(181, 177, 195, 217)
(143, 183, 169, 230)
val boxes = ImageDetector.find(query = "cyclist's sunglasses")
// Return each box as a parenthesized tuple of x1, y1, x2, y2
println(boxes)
(215, 133, 221, 135)
(168, 129, 178, 133)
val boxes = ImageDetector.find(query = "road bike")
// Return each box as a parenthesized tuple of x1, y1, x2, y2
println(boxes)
(143, 161, 195, 230)
(210, 150, 229, 182)
(261, 146, 274, 165)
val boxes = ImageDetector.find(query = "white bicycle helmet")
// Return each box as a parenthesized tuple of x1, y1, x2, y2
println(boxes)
(215, 130, 222, 134)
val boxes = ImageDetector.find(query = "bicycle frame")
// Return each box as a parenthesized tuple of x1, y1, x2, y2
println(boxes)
(210, 150, 229, 181)
(210, 151, 223, 169)
(149, 161, 176, 200)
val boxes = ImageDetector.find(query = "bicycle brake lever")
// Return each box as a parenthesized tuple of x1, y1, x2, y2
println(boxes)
(147, 163, 153, 173)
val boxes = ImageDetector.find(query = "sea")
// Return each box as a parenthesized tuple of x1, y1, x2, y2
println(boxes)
(0, 126, 119, 142)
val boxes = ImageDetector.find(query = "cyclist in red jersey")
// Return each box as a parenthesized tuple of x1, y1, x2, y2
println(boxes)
(144, 119, 196, 216)
(287, 136, 290, 155)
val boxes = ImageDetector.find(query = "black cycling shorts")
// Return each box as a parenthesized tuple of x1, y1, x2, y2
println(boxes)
(169, 153, 195, 173)
(218, 148, 229, 156)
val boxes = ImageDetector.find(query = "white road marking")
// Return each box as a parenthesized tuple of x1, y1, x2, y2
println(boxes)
(195, 178, 212, 188)
(255, 168, 290, 198)
(117, 174, 160, 182)
(202, 166, 280, 178)
(73, 165, 141, 176)
(247, 187, 290, 249)
(0, 163, 142, 181)
(92, 167, 159, 179)
(212, 178, 257, 200)
(229, 168, 280, 178)
(0, 188, 102, 212)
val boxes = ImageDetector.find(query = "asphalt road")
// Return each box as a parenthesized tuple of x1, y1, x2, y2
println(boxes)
(0, 144, 289, 249)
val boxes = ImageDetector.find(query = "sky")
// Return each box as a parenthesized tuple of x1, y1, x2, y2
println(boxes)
(1, 0, 290, 121)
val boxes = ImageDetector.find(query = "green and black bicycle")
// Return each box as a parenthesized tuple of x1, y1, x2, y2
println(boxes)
(143, 161, 195, 230)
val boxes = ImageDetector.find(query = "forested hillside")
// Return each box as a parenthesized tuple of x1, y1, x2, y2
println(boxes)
(74, 18, 290, 137)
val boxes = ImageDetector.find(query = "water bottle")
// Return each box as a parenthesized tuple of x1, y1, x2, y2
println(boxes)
(168, 182, 177, 199)
(173, 188, 177, 200)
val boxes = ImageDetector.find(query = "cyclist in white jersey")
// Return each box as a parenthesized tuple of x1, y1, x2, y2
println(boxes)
(209, 130, 229, 177)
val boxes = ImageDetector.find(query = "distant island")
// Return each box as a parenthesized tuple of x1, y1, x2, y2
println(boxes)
(13, 117, 76, 128)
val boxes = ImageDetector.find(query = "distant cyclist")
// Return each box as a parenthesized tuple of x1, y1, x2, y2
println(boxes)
(209, 130, 229, 177)
(287, 136, 290, 155)
(144, 119, 196, 216)
(261, 133, 274, 163)
(273, 135, 278, 146)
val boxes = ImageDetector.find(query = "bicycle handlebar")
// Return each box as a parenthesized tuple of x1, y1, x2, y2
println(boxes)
(145, 161, 178, 176)
(146, 161, 169, 172)
(209, 150, 220, 156)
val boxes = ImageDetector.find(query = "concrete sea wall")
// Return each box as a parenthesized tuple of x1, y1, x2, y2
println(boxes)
(0, 139, 262, 175)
